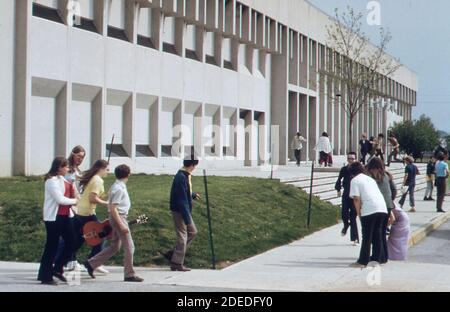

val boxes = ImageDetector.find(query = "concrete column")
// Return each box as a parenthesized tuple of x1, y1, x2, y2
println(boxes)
(13, 0, 33, 175)
(319, 74, 325, 134)
(333, 82, 340, 155)
(150, 98, 160, 157)
(244, 110, 253, 166)
(94, 0, 108, 36)
(213, 106, 223, 158)
(173, 102, 183, 158)
(91, 90, 105, 163)
(125, 0, 139, 44)
(194, 104, 203, 159)
(288, 92, 299, 161)
(299, 94, 308, 161)
(230, 109, 238, 157)
(308, 96, 317, 160)
(257, 112, 266, 165)
(123, 94, 135, 159)
(270, 25, 288, 165)
(55, 84, 70, 157)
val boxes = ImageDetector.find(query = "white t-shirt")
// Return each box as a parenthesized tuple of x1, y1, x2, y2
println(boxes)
(350, 173, 388, 217)
(109, 180, 131, 215)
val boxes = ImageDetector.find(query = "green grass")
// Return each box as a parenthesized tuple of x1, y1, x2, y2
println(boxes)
(0, 175, 339, 269)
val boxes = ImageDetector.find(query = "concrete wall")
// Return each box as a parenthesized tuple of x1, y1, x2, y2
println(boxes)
(0, 0, 15, 176)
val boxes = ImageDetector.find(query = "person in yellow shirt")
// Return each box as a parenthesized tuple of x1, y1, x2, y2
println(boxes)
(73, 159, 109, 273)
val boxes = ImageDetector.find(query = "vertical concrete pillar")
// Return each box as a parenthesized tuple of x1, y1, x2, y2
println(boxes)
(299, 94, 308, 161)
(125, 0, 139, 44)
(194, 104, 203, 159)
(91, 89, 105, 163)
(270, 25, 288, 165)
(94, 0, 108, 36)
(150, 98, 160, 157)
(257, 112, 266, 165)
(213, 106, 222, 157)
(288, 92, 298, 161)
(13, 0, 33, 175)
(55, 84, 70, 157)
(308, 97, 317, 160)
(244, 110, 253, 166)
(123, 94, 135, 158)
(173, 102, 183, 158)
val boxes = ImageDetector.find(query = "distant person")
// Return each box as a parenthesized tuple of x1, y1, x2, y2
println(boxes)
(164, 157, 201, 272)
(399, 156, 419, 213)
(435, 152, 448, 213)
(387, 134, 400, 166)
(38, 157, 78, 285)
(335, 152, 359, 245)
(387, 203, 410, 261)
(366, 136, 377, 164)
(84, 165, 144, 282)
(424, 156, 436, 201)
(349, 162, 388, 268)
(291, 132, 307, 166)
(367, 157, 397, 264)
(375, 133, 385, 163)
(359, 133, 371, 165)
(316, 132, 333, 167)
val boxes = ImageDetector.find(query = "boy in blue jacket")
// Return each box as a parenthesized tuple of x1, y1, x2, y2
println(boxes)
(166, 158, 201, 271)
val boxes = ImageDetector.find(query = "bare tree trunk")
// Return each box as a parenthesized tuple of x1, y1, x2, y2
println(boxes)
(348, 116, 354, 153)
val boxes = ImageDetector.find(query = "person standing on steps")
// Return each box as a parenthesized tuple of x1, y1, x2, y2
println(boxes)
(316, 132, 333, 167)
(435, 152, 448, 213)
(291, 132, 307, 166)
(359, 133, 371, 165)
(387, 134, 400, 167)
(399, 156, 419, 213)
(424, 156, 436, 201)
(335, 152, 359, 245)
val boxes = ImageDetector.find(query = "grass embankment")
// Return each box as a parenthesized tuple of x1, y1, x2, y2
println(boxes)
(0, 175, 339, 269)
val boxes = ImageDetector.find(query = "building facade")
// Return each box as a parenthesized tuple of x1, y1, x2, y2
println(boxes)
(0, 0, 417, 176)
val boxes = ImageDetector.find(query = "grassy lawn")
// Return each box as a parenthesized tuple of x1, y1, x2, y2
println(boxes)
(0, 174, 339, 269)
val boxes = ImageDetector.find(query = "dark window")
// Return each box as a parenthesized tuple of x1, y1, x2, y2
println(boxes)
(73, 17, 98, 34)
(107, 26, 129, 42)
(185, 49, 200, 61)
(161, 145, 173, 157)
(223, 60, 235, 71)
(163, 42, 178, 55)
(137, 35, 156, 49)
(105, 144, 129, 157)
(136, 145, 155, 157)
(32, 3, 64, 24)
(206, 55, 218, 66)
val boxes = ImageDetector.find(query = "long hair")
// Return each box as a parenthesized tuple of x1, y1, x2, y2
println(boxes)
(367, 157, 385, 183)
(68, 145, 86, 173)
(44, 157, 69, 181)
(79, 159, 108, 189)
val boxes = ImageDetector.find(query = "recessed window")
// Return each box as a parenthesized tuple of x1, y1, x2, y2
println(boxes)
(32, 3, 64, 24)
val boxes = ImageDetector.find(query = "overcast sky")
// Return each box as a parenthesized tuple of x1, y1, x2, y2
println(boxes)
(307, 0, 450, 132)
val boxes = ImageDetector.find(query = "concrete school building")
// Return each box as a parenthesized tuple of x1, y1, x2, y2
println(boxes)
(0, 0, 417, 176)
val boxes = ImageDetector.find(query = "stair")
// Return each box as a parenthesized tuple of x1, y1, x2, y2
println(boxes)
(284, 164, 428, 206)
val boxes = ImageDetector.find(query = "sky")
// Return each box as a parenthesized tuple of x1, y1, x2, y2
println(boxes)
(307, 0, 450, 132)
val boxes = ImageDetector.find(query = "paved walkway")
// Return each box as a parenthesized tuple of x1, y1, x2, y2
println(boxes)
(0, 188, 449, 292)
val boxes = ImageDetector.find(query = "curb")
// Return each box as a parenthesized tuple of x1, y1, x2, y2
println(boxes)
(408, 211, 450, 247)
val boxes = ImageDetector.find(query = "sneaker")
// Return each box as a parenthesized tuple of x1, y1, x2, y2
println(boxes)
(83, 261, 96, 279)
(423, 196, 429, 201)
(429, 198, 436, 201)
(124, 276, 144, 282)
(368, 261, 381, 267)
(349, 262, 366, 268)
(53, 272, 67, 283)
(437, 209, 446, 213)
(65, 261, 76, 272)
(170, 263, 191, 272)
(352, 240, 360, 246)
(95, 266, 109, 274)
(341, 227, 348, 237)
(408, 208, 416, 213)
(74, 261, 87, 272)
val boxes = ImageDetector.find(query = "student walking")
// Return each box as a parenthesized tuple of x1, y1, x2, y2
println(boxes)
(399, 156, 419, 213)
(424, 156, 436, 201)
(291, 132, 307, 166)
(387, 134, 400, 167)
(84, 165, 144, 282)
(335, 152, 359, 245)
(316, 132, 333, 167)
(37, 157, 78, 285)
(74, 160, 110, 274)
(359, 134, 371, 165)
(349, 162, 388, 267)
(164, 158, 201, 272)
(435, 152, 448, 213)
(367, 157, 397, 264)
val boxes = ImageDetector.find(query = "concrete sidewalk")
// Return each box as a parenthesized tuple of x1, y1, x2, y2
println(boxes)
(0, 189, 449, 292)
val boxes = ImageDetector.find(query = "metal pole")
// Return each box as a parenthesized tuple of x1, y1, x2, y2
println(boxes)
(107, 134, 115, 164)
(307, 157, 315, 228)
(203, 169, 216, 269)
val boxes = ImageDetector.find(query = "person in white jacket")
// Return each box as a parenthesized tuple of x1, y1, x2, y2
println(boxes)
(37, 157, 78, 285)
(316, 132, 333, 167)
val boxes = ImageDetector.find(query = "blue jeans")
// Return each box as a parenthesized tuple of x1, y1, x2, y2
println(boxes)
(399, 184, 415, 208)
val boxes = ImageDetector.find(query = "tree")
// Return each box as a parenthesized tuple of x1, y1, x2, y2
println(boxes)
(390, 115, 439, 159)
(325, 6, 401, 152)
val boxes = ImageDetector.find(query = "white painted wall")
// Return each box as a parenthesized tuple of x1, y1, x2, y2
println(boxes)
(162, 16, 176, 44)
(138, 7, 152, 37)
(105, 105, 123, 144)
(30, 96, 56, 175)
(0, 0, 15, 176)
(34, 0, 58, 9)
(108, 0, 125, 29)
(135, 108, 150, 144)
(77, 0, 94, 19)
(69, 100, 92, 171)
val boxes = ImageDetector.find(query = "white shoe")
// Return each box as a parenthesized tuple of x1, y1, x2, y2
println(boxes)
(368, 261, 381, 267)
(95, 266, 109, 274)
(74, 261, 87, 272)
(352, 240, 360, 246)
(65, 261, 76, 272)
